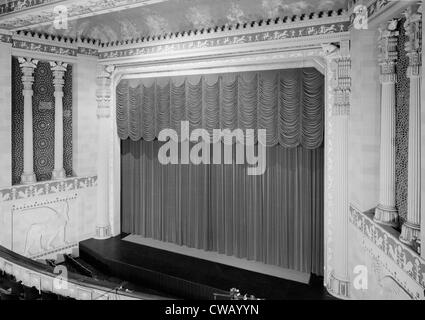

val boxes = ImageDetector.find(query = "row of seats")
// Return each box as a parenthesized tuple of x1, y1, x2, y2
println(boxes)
(0, 271, 74, 301)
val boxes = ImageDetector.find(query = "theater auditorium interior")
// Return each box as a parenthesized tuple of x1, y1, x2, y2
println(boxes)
(0, 0, 423, 301)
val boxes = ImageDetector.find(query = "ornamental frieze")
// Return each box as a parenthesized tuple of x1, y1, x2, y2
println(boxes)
(12, 38, 77, 56)
(99, 21, 350, 60)
(0, 176, 97, 202)
(350, 205, 425, 299)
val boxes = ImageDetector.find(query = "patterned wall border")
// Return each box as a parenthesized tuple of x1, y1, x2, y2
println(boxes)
(1, 12, 348, 59)
(1, 33, 99, 56)
(99, 21, 350, 60)
(12, 38, 77, 56)
(349, 205, 425, 296)
(0, 176, 97, 202)
(77, 46, 98, 56)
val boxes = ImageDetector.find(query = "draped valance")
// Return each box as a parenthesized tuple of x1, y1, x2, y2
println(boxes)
(116, 68, 324, 149)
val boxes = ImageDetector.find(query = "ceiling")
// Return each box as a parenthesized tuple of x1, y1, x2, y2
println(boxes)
(22, 0, 348, 43)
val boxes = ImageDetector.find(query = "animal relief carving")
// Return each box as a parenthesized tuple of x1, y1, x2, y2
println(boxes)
(23, 201, 70, 257)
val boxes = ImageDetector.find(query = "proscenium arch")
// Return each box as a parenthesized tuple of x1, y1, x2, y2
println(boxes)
(104, 45, 340, 296)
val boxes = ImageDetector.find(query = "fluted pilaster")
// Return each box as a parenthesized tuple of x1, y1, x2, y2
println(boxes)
(95, 65, 115, 239)
(324, 41, 351, 299)
(50, 61, 68, 180)
(400, 6, 422, 250)
(19, 57, 38, 185)
(375, 21, 399, 227)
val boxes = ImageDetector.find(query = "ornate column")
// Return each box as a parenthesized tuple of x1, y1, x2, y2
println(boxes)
(18, 57, 38, 185)
(374, 21, 399, 227)
(50, 61, 68, 180)
(400, 6, 422, 248)
(95, 65, 115, 239)
(324, 41, 351, 299)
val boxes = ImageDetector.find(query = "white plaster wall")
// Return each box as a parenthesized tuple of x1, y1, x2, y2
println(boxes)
(72, 55, 98, 177)
(348, 30, 381, 213)
(0, 42, 12, 188)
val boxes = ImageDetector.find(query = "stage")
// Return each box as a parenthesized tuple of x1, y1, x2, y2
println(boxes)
(79, 235, 334, 300)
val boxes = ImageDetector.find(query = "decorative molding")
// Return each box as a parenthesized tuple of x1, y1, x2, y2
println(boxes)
(13, 38, 77, 57)
(350, 205, 425, 299)
(2, 14, 349, 62)
(99, 20, 350, 60)
(0, 176, 97, 202)
(96, 65, 115, 119)
(77, 46, 99, 57)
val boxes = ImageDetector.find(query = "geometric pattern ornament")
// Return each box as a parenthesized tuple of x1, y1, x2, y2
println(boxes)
(11, 57, 73, 185)
(395, 18, 410, 227)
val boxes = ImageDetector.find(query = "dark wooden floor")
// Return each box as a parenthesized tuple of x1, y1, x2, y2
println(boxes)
(79, 235, 335, 300)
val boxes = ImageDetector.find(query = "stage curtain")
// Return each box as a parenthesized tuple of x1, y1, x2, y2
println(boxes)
(116, 69, 324, 149)
(121, 140, 324, 275)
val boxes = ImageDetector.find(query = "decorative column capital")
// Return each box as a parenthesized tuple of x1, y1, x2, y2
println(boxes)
(50, 61, 68, 92)
(404, 6, 422, 78)
(322, 41, 352, 116)
(96, 65, 116, 119)
(18, 57, 38, 90)
(378, 20, 399, 84)
(330, 57, 351, 116)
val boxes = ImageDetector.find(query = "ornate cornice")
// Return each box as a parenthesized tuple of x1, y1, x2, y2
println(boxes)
(1, 13, 349, 61)
(0, 30, 100, 57)
(99, 14, 349, 60)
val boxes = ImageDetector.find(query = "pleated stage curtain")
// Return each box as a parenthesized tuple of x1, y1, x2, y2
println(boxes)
(119, 68, 324, 276)
(116, 69, 324, 149)
(121, 141, 324, 275)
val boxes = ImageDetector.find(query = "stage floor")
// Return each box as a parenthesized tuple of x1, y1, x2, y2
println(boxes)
(79, 235, 335, 300)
